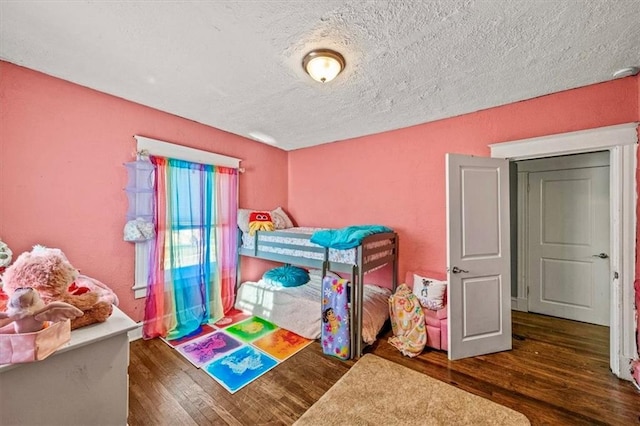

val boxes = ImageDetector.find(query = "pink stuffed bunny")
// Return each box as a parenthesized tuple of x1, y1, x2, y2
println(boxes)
(0, 287, 83, 333)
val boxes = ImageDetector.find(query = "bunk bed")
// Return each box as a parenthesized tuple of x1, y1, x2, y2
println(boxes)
(236, 226, 398, 359)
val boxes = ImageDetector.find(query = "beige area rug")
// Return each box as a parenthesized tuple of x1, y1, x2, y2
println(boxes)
(294, 354, 530, 425)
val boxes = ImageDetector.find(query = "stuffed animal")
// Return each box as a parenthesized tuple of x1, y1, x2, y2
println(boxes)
(0, 287, 7, 313)
(0, 239, 12, 273)
(248, 211, 274, 236)
(0, 287, 83, 333)
(0, 239, 11, 312)
(1, 246, 115, 330)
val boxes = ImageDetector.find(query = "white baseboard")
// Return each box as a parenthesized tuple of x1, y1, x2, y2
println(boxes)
(617, 356, 633, 382)
(511, 297, 528, 312)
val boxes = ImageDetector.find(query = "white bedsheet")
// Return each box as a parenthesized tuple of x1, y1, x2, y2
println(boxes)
(234, 275, 391, 343)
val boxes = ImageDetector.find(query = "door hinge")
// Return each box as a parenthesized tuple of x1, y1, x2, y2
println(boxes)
(613, 271, 619, 279)
(527, 286, 529, 296)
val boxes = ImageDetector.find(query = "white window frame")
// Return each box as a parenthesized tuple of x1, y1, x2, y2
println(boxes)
(131, 135, 241, 299)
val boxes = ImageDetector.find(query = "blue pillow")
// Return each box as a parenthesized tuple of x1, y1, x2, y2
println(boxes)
(263, 265, 310, 288)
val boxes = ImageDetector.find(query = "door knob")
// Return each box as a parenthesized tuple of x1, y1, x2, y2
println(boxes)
(592, 253, 609, 259)
(451, 266, 469, 274)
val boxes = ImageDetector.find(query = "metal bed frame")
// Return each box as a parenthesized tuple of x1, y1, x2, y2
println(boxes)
(238, 229, 398, 358)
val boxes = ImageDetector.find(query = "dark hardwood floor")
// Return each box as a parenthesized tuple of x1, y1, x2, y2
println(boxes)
(128, 311, 639, 425)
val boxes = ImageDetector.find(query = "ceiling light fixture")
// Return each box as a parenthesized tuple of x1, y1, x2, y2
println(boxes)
(612, 66, 640, 79)
(302, 49, 345, 83)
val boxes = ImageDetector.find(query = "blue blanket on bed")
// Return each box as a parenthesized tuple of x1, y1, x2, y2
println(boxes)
(310, 225, 393, 249)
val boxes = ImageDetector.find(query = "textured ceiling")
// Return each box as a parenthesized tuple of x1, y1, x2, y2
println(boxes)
(1, 1, 638, 151)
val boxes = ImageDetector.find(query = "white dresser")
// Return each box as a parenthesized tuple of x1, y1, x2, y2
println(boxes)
(0, 306, 138, 425)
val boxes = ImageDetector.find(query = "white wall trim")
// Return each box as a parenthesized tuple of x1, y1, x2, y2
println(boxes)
(132, 241, 150, 299)
(514, 171, 529, 313)
(490, 123, 638, 160)
(511, 297, 529, 311)
(490, 122, 638, 381)
(619, 143, 638, 380)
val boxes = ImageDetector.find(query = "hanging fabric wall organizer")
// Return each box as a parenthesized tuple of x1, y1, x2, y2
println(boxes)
(123, 159, 156, 242)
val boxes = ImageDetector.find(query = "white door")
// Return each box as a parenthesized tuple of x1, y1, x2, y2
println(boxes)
(446, 154, 511, 361)
(528, 166, 610, 325)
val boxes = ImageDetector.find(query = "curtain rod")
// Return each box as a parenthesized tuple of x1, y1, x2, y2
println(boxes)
(134, 135, 244, 172)
(135, 150, 245, 173)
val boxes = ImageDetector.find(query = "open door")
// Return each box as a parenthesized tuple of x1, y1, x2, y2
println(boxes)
(446, 154, 511, 360)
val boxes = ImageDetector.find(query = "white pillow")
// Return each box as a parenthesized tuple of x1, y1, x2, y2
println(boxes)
(412, 274, 447, 310)
(271, 206, 294, 229)
(237, 208, 253, 233)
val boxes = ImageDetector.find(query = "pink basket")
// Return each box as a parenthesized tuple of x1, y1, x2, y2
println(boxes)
(0, 320, 71, 364)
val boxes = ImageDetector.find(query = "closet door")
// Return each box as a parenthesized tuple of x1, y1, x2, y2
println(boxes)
(527, 165, 610, 325)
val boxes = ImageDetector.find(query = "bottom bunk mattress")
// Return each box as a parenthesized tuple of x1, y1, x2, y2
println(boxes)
(234, 273, 390, 343)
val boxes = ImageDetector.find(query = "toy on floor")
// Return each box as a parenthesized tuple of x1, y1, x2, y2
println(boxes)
(0, 287, 83, 333)
(1, 245, 116, 329)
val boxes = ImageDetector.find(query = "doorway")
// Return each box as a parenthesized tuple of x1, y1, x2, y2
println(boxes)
(489, 122, 637, 381)
(517, 152, 610, 326)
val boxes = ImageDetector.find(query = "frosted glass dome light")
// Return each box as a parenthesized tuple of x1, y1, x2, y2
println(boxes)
(303, 49, 345, 83)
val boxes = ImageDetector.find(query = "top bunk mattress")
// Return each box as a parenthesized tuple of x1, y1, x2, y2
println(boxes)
(240, 226, 392, 265)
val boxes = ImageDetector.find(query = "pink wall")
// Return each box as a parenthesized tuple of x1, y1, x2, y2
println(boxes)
(0, 61, 288, 322)
(1, 60, 638, 331)
(289, 76, 639, 285)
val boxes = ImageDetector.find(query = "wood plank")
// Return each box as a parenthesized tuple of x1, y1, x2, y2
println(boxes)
(128, 312, 639, 425)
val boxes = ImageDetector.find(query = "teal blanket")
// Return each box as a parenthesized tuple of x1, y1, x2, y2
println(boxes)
(310, 225, 393, 249)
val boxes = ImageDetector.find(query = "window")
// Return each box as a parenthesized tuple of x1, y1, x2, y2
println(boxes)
(131, 135, 241, 299)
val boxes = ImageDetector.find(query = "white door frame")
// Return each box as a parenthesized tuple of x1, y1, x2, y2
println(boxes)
(489, 122, 638, 380)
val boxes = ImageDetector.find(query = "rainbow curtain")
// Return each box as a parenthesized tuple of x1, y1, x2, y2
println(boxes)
(143, 156, 238, 340)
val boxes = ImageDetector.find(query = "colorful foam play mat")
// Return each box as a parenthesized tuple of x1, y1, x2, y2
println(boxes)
(161, 309, 313, 393)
